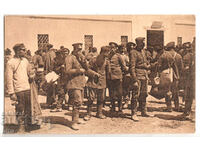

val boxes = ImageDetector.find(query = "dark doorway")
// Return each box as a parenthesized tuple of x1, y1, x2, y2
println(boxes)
(147, 30, 164, 49)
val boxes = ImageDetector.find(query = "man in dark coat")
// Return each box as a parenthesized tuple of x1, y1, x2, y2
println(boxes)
(128, 38, 151, 122)
(107, 42, 128, 115)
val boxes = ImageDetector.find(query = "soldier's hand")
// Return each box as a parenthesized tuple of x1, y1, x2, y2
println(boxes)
(10, 93, 17, 102)
(133, 81, 139, 88)
(79, 68, 85, 74)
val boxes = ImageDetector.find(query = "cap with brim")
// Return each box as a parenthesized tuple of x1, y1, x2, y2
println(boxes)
(13, 43, 25, 52)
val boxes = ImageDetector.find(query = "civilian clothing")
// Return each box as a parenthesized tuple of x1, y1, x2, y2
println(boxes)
(6, 57, 30, 94)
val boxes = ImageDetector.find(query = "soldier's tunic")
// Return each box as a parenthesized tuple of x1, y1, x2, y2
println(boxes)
(65, 54, 86, 107)
(86, 56, 109, 104)
(108, 52, 127, 101)
(129, 49, 149, 113)
(157, 50, 179, 110)
(52, 52, 67, 109)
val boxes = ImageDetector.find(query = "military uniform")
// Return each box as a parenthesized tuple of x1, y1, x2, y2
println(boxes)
(84, 46, 110, 120)
(166, 42, 183, 111)
(128, 38, 151, 121)
(65, 43, 87, 130)
(50, 49, 69, 112)
(182, 43, 195, 116)
(107, 42, 128, 113)
(157, 47, 179, 112)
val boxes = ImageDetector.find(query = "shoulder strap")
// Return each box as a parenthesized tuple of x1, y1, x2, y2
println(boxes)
(13, 59, 22, 74)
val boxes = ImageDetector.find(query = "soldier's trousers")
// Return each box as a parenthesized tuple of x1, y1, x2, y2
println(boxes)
(46, 83, 56, 105)
(131, 79, 148, 115)
(108, 79, 123, 111)
(87, 88, 105, 115)
(15, 90, 32, 126)
(171, 80, 179, 109)
(184, 83, 194, 115)
(55, 83, 66, 109)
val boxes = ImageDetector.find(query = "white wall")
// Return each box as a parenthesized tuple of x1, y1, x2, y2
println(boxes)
(5, 16, 132, 54)
(5, 15, 195, 55)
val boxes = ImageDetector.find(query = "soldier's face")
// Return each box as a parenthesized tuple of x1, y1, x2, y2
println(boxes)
(17, 48, 26, 57)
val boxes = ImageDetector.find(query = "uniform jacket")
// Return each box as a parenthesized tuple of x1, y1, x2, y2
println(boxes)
(86, 55, 109, 89)
(32, 54, 44, 69)
(108, 53, 128, 80)
(6, 57, 32, 94)
(65, 54, 86, 90)
(43, 49, 56, 75)
(168, 50, 183, 77)
(157, 50, 179, 80)
(129, 49, 149, 82)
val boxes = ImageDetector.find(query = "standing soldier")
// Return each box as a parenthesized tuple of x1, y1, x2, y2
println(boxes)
(127, 38, 151, 122)
(107, 42, 128, 115)
(156, 43, 179, 112)
(166, 42, 183, 111)
(43, 44, 56, 107)
(32, 49, 44, 93)
(65, 43, 87, 130)
(50, 48, 70, 112)
(84, 46, 110, 121)
(180, 42, 195, 118)
(118, 45, 132, 109)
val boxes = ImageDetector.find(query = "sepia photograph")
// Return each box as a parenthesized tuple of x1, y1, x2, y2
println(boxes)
(3, 15, 195, 135)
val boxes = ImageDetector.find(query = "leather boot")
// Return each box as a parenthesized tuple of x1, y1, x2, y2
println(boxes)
(174, 96, 180, 112)
(71, 107, 80, 130)
(84, 103, 92, 121)
(118, 99, 123, 115)
(165, 97, 172, 112)
(96, 102, 106, 119)
(131, 99, 139, 121)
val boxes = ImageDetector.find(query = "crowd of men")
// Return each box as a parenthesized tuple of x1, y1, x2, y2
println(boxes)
(4, 37, 195, 132)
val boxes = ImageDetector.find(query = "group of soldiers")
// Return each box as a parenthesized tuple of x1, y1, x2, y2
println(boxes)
(4, 36, 195, 132)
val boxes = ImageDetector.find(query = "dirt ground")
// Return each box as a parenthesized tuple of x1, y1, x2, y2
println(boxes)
(3, 88, 195, 135)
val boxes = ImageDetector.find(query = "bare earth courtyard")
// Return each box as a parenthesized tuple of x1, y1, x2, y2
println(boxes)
(4, 88, 195, 135)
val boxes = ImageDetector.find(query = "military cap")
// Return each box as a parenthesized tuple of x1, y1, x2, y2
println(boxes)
(13, 43, 25, 52)
(183, 42, 191, 48)
(135, 37, 145, 43)
(61, 48, 70, 53)
(72, 43, 82, 47)
(5, 48, 11, 55)
(109, 42, 118, 47)
(100, 46, 111, 54)
(47, 43, 53, 49)
(92, 47, 97, 52)
(154, 45, 163, 51)
(165, 42, 175, 50)
(127, 42, 136, 49)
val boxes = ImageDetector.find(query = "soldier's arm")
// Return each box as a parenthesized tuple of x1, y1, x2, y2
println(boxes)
(129, 52, 138, 82)
(118, 54, 128, 73)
